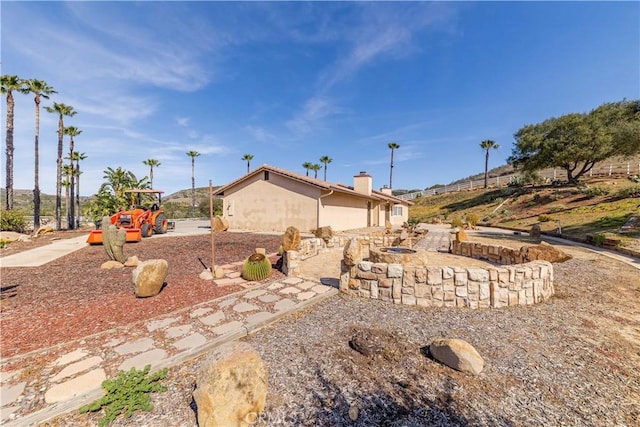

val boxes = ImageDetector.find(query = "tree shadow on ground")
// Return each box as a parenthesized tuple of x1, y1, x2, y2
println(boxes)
(443, 189, 510, 213)
(301, 368, 515, 427)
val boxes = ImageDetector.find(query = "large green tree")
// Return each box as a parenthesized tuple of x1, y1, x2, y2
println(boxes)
(84, 167, 149, 221)
(509, 100, 640, 183)
(45, 102, 76, 229)
(479, 139, 499, 189)
(143, 158, 161, 188)
(388, 142, 400, 189)
(1, 75, 29, 210)
(64, 126, 82, 229)
(319, 155, 332, 181)
(241, 153, 253, 174)
(25, 79, 56, 229)
(186, 150, 200, 217)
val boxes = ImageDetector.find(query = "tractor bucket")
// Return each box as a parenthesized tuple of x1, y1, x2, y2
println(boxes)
(86, 229, 143, 245)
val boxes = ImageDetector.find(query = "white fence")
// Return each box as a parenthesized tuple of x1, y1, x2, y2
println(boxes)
(398, 161, 640, 201)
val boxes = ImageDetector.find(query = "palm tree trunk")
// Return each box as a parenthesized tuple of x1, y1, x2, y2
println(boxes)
(484, 149, 489, 189)
(55, 118, 63, 229)
(34, 96, 41, 229)
(68, 139, 75, 229)
(75, 163, 81, 228)
(5, 92, 15, 211)
(323, 165, 327, 181)
(246, 161, 250, 174)
(389, 149, 395, 189)
(191, 159, 196, 218)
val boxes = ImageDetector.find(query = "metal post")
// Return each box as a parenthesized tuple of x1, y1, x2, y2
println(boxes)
(609, 164, 612, 176)
(553, 168, 556, 180)
(627, 163, 630, 175)
(209, 180, 216, 277)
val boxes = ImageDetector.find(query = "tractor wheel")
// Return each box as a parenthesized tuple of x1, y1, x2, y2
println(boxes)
(154, 213, 168, 234)
(141, 223, 153, 238)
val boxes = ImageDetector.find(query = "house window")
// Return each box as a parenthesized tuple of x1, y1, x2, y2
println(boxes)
(264, 171, 270, 181)
(393, 206, 403, 216)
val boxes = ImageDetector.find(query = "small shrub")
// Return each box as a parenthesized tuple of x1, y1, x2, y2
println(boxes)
(592, 233, 606, 247)
(628, 174, 640, 183)
(532, 193, 541, 202)
(499, 209, 510, 216)
(79, 365, 167, 427)
(450, 216, 464, 228)
(538, 214, 554, 222)
(580, 186, 610, 198)
(0, 210, 26, 233)
(615, 185, 640, 199)
(548, 204, 565, 213)
(465, 212, 479, 227)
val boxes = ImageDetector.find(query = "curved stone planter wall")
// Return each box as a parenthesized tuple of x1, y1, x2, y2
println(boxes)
(339, 260, 554, 309)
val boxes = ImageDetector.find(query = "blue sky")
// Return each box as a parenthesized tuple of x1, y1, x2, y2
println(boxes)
(2, 1, 638, 197)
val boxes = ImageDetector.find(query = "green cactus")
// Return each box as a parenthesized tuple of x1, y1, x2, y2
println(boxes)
(241, 253, 272, 281)
(102, 216, 126, 263)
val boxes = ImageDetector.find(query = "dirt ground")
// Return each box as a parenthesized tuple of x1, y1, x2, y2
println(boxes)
(33, 234, 640, 427)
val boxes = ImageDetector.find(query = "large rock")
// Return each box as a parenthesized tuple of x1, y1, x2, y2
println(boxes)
(523, 241, 571, 263)
(211, 216, 228, 232)
(429, 338, 485, 375)
(281, 226, 300, 252)
(314, 226, 333, 243)
(132, 259, 169, 297)
(193, 341, 268, 427)
(101, 260, 124, 269)
(343, 238, 362, 266)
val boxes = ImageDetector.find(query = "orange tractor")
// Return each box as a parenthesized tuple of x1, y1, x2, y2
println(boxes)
(87, 189, 170, 244)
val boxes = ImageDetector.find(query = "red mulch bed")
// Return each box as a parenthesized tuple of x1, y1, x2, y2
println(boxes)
(0, 232, 283, 359)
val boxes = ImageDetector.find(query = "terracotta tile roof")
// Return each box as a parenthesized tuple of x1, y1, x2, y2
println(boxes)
(214, 164, 413, 205)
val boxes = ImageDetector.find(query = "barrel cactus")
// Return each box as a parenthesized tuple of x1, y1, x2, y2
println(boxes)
(241, 253, 272, 281)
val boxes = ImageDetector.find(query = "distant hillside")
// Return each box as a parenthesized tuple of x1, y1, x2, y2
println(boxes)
(164, 187, 222, 204)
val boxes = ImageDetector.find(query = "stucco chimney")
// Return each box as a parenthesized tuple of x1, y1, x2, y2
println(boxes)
(380, 185, 393, 195)
(353, 171, 372, 196)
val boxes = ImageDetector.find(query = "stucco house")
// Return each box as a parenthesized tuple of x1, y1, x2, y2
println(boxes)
(213, 165, 413, 232)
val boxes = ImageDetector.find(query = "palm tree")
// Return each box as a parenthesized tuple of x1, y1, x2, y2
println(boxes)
(64, 126, 82, 229)
(311, 163, 322, 179)
(25, 79, 56, 229)
(302, 162, 313, 176)
(72, 151, 87, 227)
(319, 155, 332, 181)
(241, 154, 254, 174)
(45, 102, 76, 229)
(480, 139, 500, 189)
(143, 158, 161, 188)
(1, 75, 29, 210)
(387, 142, 400, 189)
(61, 164, 72, 225)
(186, 151, 200, 218)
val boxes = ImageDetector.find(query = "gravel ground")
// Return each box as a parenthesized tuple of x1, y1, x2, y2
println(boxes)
(41, 244, 640, 427)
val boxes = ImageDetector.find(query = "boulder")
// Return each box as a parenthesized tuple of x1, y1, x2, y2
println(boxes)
(123, 256, 140, 267)
(0, 231, 30, 242)
(343, 238, 362, 266)
(429, 338, 484, 375)
(523, 241, 571, 263)
(100, 260, 124, 270)
(199, 266, 225, 280)
(193, 341, 268, 427)
(314, 226, 333, 243)
(281, 226, 300, 252)
(530, 223, 541, 239)
(456, 229, 468, 242)
(211, 217, 227, 232)
(132, 259, 169, 297)
(35, 226, 54, 236)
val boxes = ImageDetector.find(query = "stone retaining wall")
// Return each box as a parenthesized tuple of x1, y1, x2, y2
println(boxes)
(451, 240, 530, 265)
(339, 259, 554, 309)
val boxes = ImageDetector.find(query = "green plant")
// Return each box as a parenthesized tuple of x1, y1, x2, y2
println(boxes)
(465, 212, 479, 227)
(79, 365, 167, 427)
(450, 216, 463, 228)
(102, 216, 126, 263)
(548, 204, 565, 213)
(0, 210, 27, 232)
(241, 252, 272, 281)
(538, 214, 554, 222)
(580, 186, 610, 198)
(0, 238, 11, 249)
(592, 233, 606, 246)
(615, 185, 640, 199)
